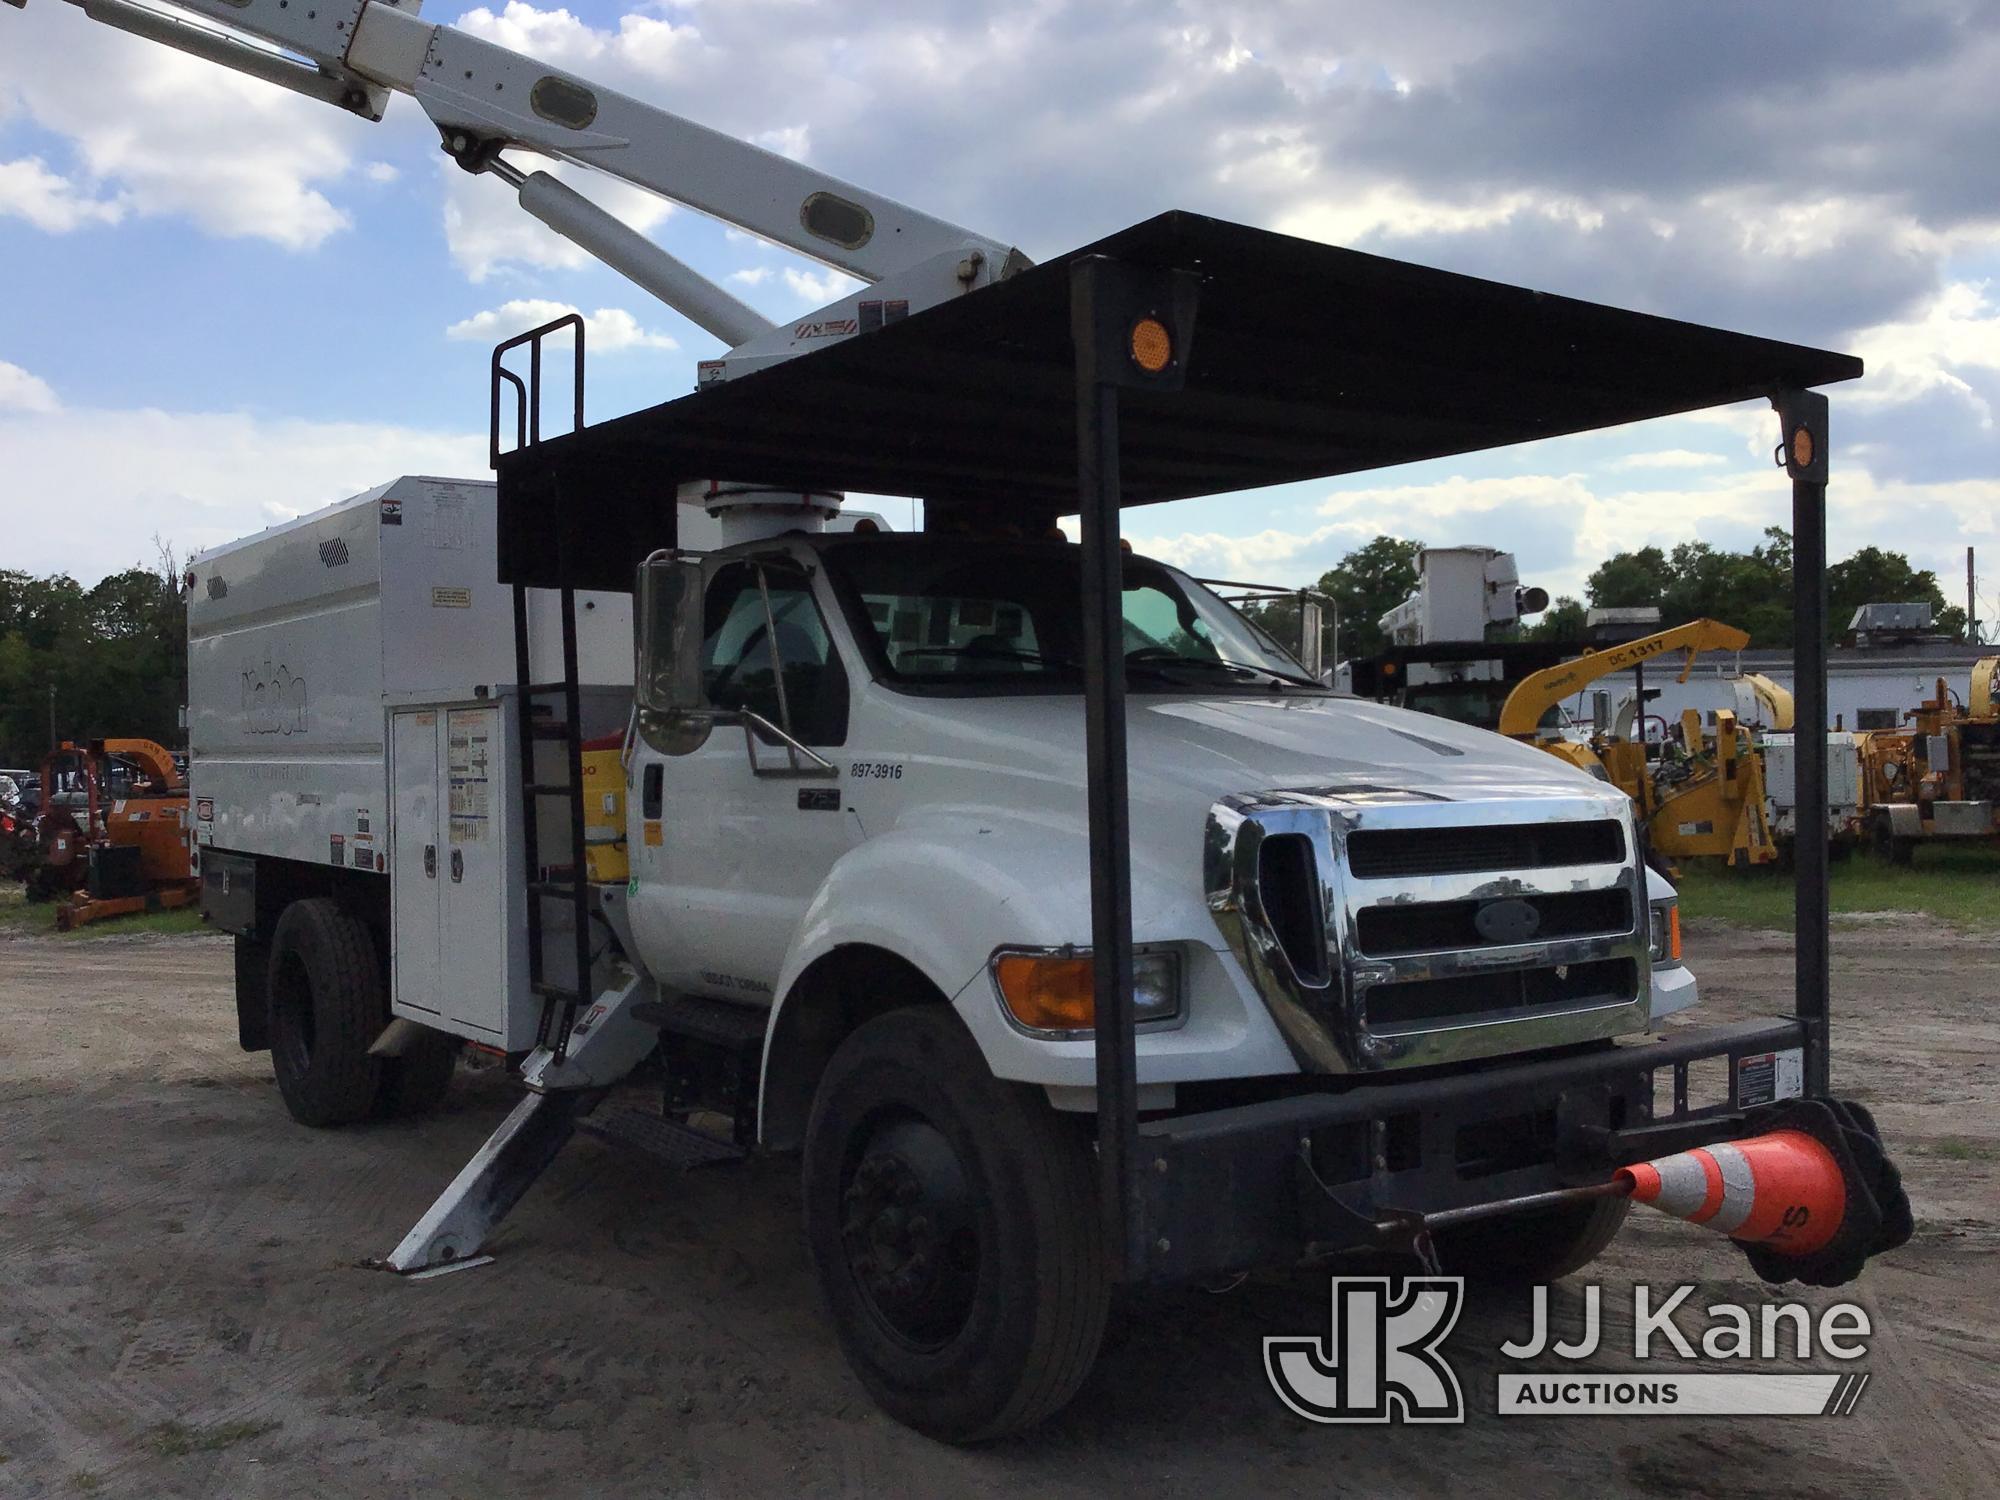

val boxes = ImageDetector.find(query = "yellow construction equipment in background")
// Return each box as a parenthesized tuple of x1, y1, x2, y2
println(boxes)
(1498, 619, 1779, 868)
(1855, 656, 2000, 862)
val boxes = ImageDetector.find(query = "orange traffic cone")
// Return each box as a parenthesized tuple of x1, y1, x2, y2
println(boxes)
(1618, 1129, 1846, 1257)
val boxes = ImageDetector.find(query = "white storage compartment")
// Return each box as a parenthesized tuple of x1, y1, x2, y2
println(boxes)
(388, 689, 628, 1050)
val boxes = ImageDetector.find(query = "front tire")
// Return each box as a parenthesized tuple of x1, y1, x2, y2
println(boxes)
(266, 898, 384, 1128)
(1870, 811, 1916, 866)
(802, 1007, 1109, 1443)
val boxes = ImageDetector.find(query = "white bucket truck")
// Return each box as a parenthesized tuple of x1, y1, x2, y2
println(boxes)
(38, 0, 1904, 1446)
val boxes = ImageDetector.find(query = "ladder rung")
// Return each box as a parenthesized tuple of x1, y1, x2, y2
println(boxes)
(527, 879, 577, 897)
(524, 782, 576, 796)
(521, 680, 576, 696)
(532, 981, 583, 1002)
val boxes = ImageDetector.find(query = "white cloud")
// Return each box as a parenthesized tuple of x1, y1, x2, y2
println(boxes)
(783, 267, 865, 305)
(728, 267, 774, 286)
(1848, 279, 2000, 425)
(0, 402, 486, 580)
(0, 157, 126, 232)
(445, 299, 678, 351)
(1603, 449, 1730, 472)
(0, 360, 60, 414)
(752, 124, 811, 162)
(0, 3, 358, 249)
(441, 155, 674, 281)
(363, 162, 402, 185)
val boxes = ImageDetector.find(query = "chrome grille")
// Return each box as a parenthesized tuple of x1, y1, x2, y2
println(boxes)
(1355, 888, 1633, 957)
(1346, 818, 1624, 878)
(1207, 788, 1650, 1073)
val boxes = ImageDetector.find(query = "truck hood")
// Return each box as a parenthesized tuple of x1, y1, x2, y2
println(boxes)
(895, 690, 1603, 806)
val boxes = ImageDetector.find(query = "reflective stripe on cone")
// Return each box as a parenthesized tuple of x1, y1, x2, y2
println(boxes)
(1618, 1129, 1846, 1258)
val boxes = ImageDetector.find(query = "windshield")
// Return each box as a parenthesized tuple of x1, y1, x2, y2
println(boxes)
(821, 538, 1322, 694)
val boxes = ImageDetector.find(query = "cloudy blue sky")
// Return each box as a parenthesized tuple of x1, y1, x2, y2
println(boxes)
(3, 0, 1996, 621)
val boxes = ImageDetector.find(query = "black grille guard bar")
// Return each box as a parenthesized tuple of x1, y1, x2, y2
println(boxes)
(1127, 1016, 1806, 1286)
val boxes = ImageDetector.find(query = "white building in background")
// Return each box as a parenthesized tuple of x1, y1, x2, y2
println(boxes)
(1573, 641, 1992, 737)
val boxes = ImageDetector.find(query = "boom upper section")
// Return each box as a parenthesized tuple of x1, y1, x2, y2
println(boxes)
(26, 0, 1028, 369)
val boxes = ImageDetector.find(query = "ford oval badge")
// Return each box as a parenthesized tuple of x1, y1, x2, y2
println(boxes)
(1474, 898, 1541, 945)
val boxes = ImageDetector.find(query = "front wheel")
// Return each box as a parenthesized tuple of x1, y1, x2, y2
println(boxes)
(802, 1007, 1109, 1443)
(1433, 1197, 1630, 1284)
(1870, 811, 1916, 866)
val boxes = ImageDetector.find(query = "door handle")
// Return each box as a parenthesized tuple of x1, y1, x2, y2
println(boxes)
(424, 844, 437, 878)
(450, 847, 464, 882)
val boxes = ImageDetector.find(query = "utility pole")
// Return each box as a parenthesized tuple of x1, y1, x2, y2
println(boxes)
(1968, 546, 1980, 645)
(47, 681, 55, 752)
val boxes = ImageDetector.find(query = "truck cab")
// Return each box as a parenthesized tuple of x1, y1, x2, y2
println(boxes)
(628, 529, 1693, 1120)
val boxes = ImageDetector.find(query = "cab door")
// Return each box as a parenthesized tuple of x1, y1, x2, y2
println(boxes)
(632, 557, 858, 1002)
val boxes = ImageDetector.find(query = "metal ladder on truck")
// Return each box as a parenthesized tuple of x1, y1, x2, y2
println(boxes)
(493, 315, 594, 1065)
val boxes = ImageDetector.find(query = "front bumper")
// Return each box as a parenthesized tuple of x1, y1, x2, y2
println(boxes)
(1131, 1016, 1805, 1286)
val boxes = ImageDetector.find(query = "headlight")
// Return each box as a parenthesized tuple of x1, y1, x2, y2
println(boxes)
(1648, 902, 1682, 965)
(991, 947, 1184, 1035)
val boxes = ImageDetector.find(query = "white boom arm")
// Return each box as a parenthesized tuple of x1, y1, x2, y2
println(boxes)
(23, 0, 1028, 371)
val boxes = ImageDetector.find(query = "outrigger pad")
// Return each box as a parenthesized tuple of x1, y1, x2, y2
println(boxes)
(1737, 1098, 1914, 1288)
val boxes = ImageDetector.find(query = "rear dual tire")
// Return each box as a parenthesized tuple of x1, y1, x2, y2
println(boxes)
(266, 897, 454, 1127)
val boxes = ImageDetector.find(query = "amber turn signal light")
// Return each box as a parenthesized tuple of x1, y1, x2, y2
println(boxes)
(995, 953, 1097, 1031)
(1129, 315, 1172, 374)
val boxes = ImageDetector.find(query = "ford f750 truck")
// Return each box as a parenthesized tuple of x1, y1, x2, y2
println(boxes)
(32, 0, 1907, 1445)
(191, 469, 1704, 1439)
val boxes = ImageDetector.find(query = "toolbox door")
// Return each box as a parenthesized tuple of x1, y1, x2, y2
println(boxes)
(439, 705, 510, 1041)
(390, 710, 443, 1019)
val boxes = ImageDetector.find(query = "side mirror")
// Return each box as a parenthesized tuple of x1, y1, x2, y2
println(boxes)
(635, 553, 708, 713)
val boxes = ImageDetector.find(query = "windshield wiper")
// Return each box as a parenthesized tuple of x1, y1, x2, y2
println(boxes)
(1125, 651, 1322, 689)
(895, 645, 1082, 671)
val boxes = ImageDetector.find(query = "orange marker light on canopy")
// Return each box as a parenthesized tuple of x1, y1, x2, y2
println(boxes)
(1129, 316, 1173, 374)
(1792, 425, 1815, 469)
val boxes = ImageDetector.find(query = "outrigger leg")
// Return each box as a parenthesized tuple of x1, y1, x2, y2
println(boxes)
(383, 961, 662, 1273)
(384, 1087, 604, 1272)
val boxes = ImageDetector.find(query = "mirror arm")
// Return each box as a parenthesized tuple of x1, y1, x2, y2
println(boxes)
(751, 566, 804, 772)
(730, 710, 838, 779)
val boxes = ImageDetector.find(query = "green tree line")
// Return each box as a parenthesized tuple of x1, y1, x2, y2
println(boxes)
(0, 547, 187, 769)
(1252, 529, 1970, 660)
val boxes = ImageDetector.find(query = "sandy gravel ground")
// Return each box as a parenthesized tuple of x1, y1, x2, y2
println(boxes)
(0, 917, 1992, 1498)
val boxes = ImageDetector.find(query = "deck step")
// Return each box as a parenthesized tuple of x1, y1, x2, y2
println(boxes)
(577, 1109, 744, 1170)
(630, 993, 770, 1050)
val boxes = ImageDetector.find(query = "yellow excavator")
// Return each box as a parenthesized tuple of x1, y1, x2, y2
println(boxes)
(1498, 620, 1780, 868)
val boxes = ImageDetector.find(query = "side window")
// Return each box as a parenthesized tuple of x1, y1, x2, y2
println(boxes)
(701, 562, 850, 746)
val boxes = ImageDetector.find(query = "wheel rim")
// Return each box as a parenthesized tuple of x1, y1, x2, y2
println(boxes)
(272, 952, 316, 1077)
(839, 1115, 980, 1351)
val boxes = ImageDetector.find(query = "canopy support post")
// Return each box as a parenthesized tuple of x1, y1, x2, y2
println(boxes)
(1072, 258, 1144, 1277)
(1775, 387, 1832, 1097)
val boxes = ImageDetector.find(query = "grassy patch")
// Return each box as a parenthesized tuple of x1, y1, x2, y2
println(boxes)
(0, 883, 206, 939)
(147, 1420, 280, 1458)
(1675, 843, 2000, 933)
(1930, 1139, 1995, 1162)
